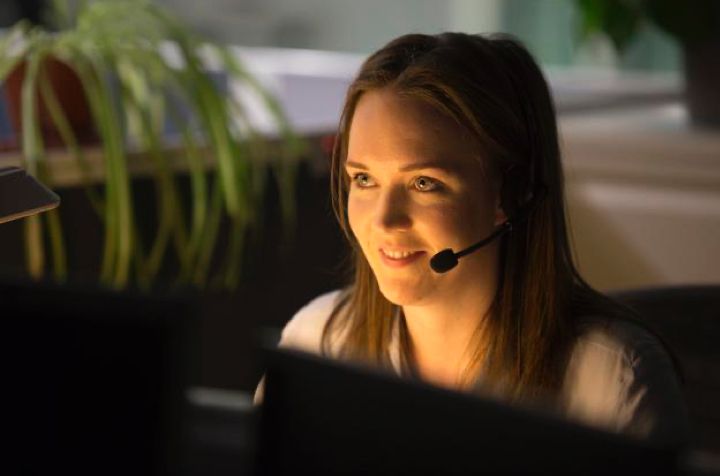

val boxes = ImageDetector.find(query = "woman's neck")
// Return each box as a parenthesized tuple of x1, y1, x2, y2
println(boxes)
(402, 286, 495, 390)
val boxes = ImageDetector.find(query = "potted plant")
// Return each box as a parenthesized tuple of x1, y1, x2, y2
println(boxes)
(0, 0, 304, 290)
(575, 0, 720, 127)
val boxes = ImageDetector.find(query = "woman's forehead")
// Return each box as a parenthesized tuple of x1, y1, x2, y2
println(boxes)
(346, 89, 485, 172)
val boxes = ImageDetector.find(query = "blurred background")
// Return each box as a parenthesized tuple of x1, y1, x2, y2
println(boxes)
(154, 0, 680, 69)
(0, 0, 718, 474)
(144, 0, 715, 293)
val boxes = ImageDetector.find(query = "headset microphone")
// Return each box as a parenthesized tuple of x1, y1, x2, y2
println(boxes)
(429, 222, 512, 273)
(429, 186, 547, 274)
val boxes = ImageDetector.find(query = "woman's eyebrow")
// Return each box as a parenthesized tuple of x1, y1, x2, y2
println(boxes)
(345, 160, 457, 174)
(398, 161, 457, 173)
(345, 161, 367, 170)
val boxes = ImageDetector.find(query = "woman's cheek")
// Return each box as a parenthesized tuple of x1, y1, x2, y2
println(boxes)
(347, 193, 369, 240)
(430, 202, 478, 244)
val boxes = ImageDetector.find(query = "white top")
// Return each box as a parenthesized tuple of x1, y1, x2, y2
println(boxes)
(255, 290, 689, 446)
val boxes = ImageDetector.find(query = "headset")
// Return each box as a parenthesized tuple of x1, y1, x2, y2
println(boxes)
(429, 182, 547, 274)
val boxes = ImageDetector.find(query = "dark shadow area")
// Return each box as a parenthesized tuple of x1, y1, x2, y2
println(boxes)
(0, 159, 349, 393)
(612, 286, 720, 455)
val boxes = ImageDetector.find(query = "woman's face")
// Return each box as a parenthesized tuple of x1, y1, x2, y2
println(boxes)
(346, 88, 507, 307)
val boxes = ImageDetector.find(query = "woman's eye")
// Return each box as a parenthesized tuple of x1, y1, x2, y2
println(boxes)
(413, 176, 440, 192)
(351, 173, 376, 188)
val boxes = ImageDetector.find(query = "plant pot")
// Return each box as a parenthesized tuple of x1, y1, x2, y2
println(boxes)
(683, 37, 720, 128)
(3, 56, 97, 148)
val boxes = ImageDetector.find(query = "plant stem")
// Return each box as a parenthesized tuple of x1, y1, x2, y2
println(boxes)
(20, 48, 45, 279)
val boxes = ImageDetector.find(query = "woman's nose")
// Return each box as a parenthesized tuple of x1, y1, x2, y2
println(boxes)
(373, 186, 412, 232)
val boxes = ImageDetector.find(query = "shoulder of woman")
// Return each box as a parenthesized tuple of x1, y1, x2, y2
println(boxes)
(254, 289, 346, 406)
(562, 316, 689, 445)
(277, 289, 345, 354)
(571, 316, 667, 363)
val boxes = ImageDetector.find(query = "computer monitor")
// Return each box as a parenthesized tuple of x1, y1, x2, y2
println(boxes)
(0, 279, 197, 475)
(254, 347, 679, 475)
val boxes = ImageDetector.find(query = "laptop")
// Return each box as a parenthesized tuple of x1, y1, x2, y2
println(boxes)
(0, 279, 198, 475)
(0, 166, 60, 224)
(254, 347, 679, 475)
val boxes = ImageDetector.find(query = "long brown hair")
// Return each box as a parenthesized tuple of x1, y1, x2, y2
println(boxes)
(321, 32, 626, 401)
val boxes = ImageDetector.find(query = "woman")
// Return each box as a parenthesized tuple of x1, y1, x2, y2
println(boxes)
(255, 32, 688, 446)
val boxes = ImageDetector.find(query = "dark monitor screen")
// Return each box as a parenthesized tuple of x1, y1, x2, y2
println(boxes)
(255, 347, 679, 475)
(0, 279, 197, 475)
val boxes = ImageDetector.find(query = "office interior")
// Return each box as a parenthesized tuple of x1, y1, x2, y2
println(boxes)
(0, 0, 718, 474)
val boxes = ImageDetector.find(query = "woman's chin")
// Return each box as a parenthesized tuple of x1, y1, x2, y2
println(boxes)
(377, 280, 430, 307)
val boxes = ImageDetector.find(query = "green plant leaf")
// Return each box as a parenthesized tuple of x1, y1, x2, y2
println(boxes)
(38, 53, 104, 216)
(574, 0, 643, 52)
(5, 0, 301, 291)
(20, 47, 46, 279)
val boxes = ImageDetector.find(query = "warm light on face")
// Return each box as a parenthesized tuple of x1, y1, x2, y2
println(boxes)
(345, 89, 506, 307)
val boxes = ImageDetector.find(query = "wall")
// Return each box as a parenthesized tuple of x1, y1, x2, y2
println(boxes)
(561, 104, 720, 291)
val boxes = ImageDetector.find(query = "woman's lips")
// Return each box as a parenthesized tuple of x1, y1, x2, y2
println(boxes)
(379, 248, 426, 268)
